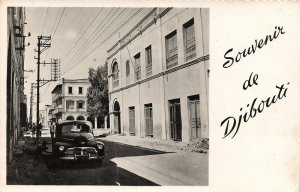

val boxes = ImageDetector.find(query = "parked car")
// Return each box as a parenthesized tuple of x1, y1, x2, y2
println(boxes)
(48, 120, 105, 167)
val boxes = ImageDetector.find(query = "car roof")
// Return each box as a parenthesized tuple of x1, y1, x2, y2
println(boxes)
(56, 120, 93, 126)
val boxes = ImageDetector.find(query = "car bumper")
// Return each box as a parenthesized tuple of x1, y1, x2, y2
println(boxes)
(58, 155, 104, 161)
(57, 147, 104, 161)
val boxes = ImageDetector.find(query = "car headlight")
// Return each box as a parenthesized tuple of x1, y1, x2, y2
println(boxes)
(97, 144, 103, 149)
(58, 146, 65, 151)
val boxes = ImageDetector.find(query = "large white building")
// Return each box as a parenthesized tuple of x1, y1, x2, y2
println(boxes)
(51, 78, 91, 122)
(107, 8, 209, 142)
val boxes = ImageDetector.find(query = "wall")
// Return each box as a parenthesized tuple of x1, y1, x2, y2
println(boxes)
(6, 7, 27, 162)
(108, 8, 209, 142)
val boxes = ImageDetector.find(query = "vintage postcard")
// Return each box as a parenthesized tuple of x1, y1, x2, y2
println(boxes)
(0, 0, 299, 192)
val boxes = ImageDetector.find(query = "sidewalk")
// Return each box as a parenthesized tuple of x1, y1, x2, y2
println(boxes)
(101, 134, 208, 154)
(7, 137, 52, 184)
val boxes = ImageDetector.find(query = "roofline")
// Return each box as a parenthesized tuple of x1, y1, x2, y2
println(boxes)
(51, 84, 62, 94)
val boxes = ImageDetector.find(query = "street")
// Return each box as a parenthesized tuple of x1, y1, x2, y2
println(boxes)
(7, 136, 208, 186)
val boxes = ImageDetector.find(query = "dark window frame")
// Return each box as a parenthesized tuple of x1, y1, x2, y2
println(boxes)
(134, 53, 141, 81)
(68, 86, 73, 94)
(145, 45, 152, 76)
(78, 87, 83, 94)
(165, 30, 178, 69)
(183, 18, 196, 61)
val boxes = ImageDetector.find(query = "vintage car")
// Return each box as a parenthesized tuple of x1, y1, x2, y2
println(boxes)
(49, 120, 105, 166)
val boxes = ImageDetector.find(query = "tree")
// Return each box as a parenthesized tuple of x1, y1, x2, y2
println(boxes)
(87, 63, 109, 120)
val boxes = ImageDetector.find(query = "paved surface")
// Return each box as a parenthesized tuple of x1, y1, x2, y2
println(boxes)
(7, 136, 208, 185)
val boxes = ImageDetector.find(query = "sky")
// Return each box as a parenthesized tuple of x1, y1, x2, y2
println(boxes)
(23, 7, 152, 116)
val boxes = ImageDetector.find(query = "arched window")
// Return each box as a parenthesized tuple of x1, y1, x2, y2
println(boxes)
(112, 61, 119, 88)
(66, 116, 75, 120)
(112, 62, 119, 80)
(77, 116, 85, 120)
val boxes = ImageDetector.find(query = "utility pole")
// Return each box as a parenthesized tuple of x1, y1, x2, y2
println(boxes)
(34, 35, 59, 141)
(29, 83, 35, 124)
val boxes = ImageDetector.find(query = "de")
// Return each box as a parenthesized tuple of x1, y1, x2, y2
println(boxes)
(243, 72, 258, 90)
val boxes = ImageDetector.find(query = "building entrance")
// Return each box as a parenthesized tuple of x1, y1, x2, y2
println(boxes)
(189, 95, 201, 139)
(169, 99, 182, 141)
(113, 101, 121, 134)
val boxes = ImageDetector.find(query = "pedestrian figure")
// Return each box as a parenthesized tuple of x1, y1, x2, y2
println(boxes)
(32, 123, 36, 137)
(37, 122, 42, 137)
(50, 121, 56, 140)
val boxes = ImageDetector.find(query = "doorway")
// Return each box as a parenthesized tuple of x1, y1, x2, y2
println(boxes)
(113, 101, 121, 134)
(189, 95, 201, 140)
(145, 104, 153, 137)
(169, 99, 182, 141)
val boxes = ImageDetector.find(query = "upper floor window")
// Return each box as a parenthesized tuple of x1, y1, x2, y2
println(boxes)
(78, 87, 83, 94)
(134, 53, 141, 81)
(112, 61, 119, 88)
(145, 45, 152, 76)
(66, 100, 75, 109)
(77, 101, 85, 109)
(165, 30, 178, 69)
(68, 87, 73, 94)
(183, 18, 196, 61)
(126, 60, 130, 77)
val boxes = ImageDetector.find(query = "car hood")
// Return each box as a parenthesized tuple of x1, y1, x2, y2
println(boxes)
(61, 132, 93, 139)
(59, 132, 95, 143)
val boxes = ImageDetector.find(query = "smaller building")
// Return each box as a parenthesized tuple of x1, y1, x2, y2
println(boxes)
(51, 78, 90, 122)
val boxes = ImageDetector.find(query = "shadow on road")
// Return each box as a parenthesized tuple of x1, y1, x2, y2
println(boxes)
(36, 138, 169, 185)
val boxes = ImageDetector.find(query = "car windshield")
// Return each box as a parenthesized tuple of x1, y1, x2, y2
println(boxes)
(61, 123, 91, 134)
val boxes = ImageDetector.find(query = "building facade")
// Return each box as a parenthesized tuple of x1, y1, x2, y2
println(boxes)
(51, 78, 91, 122)
(7, 7, 28, 162)
(107, 8, 209, 142)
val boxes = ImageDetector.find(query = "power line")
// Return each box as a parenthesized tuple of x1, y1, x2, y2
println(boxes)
(61, 8, 117, 71)
(61, 8, 127, 75)
(61, 8, 145, 76)
(45, 8, 61, 61)
(41, 7, 49, 34)
(45, 8, 66, 60)
(50, 8, 61, 34)
(52, 7, 66, 39)
(61, 8, 104, 64)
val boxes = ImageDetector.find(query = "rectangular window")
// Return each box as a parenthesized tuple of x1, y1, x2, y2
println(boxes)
(183, 18, 196, 61)
(145, 104, 153, 137)
(165, 30, 178, 69)
(145, 45, 152, 76)
(77, 101, 85, 109)
(68, 87, 73, 94)
(66, 100, 75, 109)
(134, 53, 141, 81)
(79, 87, 83, 94)
(129, 107, 135, 135)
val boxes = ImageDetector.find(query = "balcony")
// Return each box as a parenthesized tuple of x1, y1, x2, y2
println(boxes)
(113, 79, 119, 88)
(146, 64, 152, 77)
(166, 54, 178, 69)
(77, 108, 86, 112)
(52, 93, 62, 102)
(185, 44, 196, 61)
(53, 107, 63, 114)
(135, 69, 141, 81)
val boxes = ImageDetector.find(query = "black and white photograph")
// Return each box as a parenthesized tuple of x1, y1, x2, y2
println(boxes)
(5, 7, 209, 186)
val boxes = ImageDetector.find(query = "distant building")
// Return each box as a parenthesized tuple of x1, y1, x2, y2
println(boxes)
(51, 78, 91, 123)
(7, 7, 28, 162)
(106, 8, 209, 142)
